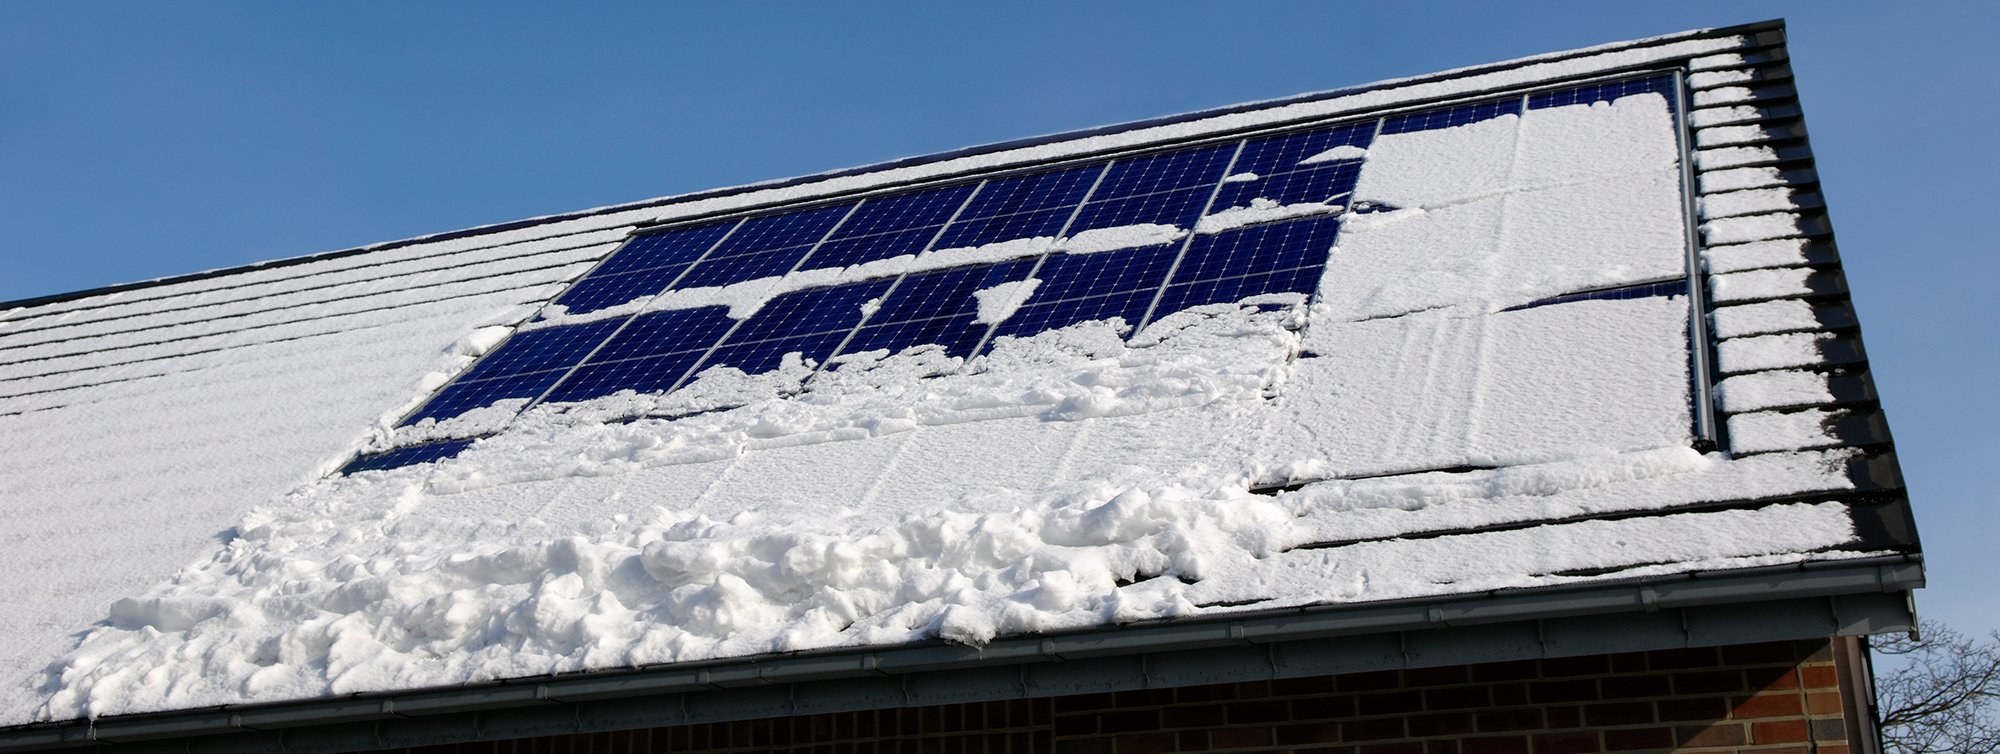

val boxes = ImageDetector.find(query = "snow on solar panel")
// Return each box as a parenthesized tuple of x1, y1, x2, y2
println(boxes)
(349, 72, 1688, 472)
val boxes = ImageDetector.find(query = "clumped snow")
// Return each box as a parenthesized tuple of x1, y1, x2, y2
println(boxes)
(8, 62, 1872, 727)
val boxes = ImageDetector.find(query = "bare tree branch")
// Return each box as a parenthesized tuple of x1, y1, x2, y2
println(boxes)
(1875, 620, 2000, 754)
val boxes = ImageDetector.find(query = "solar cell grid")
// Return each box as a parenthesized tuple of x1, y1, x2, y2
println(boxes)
(582, 307, 737, 365)
(838, 314, 988, 361)
(996, 289, 1157, 340)
(1530, 73, 1675, 110)
(932, 207, 1073, 248)
(455, 319, 627, 383)
(714, 279, 894, 345)
(834, 186, 976, 237)
(408, 370, 566, 423)
(706, 204, 853, 259)
(1381, 98, 1523, 134)
(1021, 244, 1183, 305)
(958, 165, 1103, 218)
(1066, 188, 1213, 233)
(1212, 163, 1362, 210)
(1153, 265, 1325, 316)
(808, 227, 948, 270)
(673, 244, 818, 290)
(1093, 143, 1238, 199)
(1232, 123, 1376, 176)
(344, 440, 476, 473)
(544, 349, 712, 403)
(695, 330, 854, 379)
(1171, 218, 1342, 284)
(548, 265, 688, 315)
(592, 223, 736, 278)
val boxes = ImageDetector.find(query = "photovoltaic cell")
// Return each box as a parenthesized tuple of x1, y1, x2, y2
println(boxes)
(1152, 266, 1326, 316)
(838, 314, 988, 360)
(674, 245, 817, 289)
(719, 279, 894, 345)
(1067, 188, 1213, 233)
(1232, 123, 1376, 176)
(1170, 218, 1342, 284)
(547, 265, 688, 316)
(708, 204, 852, 259)
(1093, 144, 1237, 199)
(827, 260, 1038, 360)
(455, 319, 626, 383)
(543, 349, 712, 403)
(343, 440, 476, 474)
(1381, 98, 1523, 134)
(996, 289, 1158, 340)
(1013, 244, 1182, 308)
(1212, 163, 1362, 210)
(584, 307, 738, 365)
(408, 370, 567, 423)
(591, 223, 735, 278)
(932, 207, 1072, 248)
(1529, 73, 1676, 110)
(836, 186, 976, 237)
(695, 330, 853, 378)
(808, 227, 944, 270)
(959, 166, 1103, 218)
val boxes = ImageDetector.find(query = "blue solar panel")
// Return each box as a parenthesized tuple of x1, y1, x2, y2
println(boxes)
(342, 440, 477, 474)
(584, 307, 738, 365)
(674, 244, 817, 289)
(1153, 266, 1325, 316)
(839, 314, 989, 361)
(707, 204, 852, 258)
(1232, 123, 1375, 176)
(932, 207, 1073, 248)
(836, 186, 976, 237)
(547, 265, 689, 316)
(959, 166, 1103, 218)
(721, 279, 895, 344)
(866, 260, 1036, 324)
(1067, 188, 1213, 233)
(1171, 218, 1342, 284)
(591, 223, 736, 278)
(809, 227, 945, 270)
(409, 370, 567, 423)
(1018, 244, 1182, 306)
(695, 330, 853, 379)
(1212, 163, 1362, 210)
(995, 289, 1157, 340)
(455, 319, 625, 383)
(1381, 99, 1523, 135)
(1529, 74, 1676, 110)
(1094, 144, 1238, 199)
(543, 349, 712, 403)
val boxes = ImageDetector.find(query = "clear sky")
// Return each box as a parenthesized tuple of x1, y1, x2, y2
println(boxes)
(2, 1, 1993, 637)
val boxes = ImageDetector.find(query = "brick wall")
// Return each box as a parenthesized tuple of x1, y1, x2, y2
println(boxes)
(388, 639, 1863, 754)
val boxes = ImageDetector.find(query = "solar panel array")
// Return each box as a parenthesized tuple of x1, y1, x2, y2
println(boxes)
(350, 73, 1682, 472)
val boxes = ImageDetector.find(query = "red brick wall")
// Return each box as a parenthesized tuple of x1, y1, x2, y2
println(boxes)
(390, 639, 1863, 754)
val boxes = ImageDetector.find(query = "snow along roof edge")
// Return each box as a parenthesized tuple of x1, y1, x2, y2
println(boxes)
(0, 19, 1782, 313)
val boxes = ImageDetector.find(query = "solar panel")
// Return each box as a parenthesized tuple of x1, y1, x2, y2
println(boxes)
(348, 72, 1684, 474)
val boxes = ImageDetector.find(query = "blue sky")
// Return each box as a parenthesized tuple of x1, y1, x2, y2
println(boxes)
(2, 2, 1993, 637)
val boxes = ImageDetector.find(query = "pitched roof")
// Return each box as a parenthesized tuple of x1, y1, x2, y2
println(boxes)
(0, 18, 1918, 750)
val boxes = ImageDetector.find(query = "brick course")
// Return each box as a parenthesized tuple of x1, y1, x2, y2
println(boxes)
(373, 639, 1858, 754)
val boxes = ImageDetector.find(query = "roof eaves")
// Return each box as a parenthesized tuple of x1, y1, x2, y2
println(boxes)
(0, 551, 1916, 753)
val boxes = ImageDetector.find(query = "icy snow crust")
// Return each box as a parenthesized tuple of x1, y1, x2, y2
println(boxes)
(10, 87, 1875, 725)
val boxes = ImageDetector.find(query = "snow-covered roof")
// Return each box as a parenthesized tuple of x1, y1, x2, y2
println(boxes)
(0, 18, 1919, 751)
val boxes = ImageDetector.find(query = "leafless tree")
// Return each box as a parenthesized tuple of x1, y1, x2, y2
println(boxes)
(1874, 620, 2000, 754)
